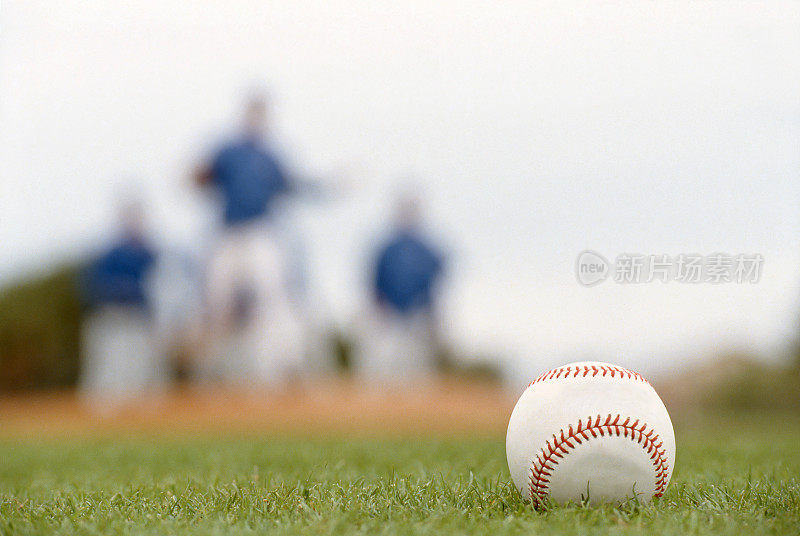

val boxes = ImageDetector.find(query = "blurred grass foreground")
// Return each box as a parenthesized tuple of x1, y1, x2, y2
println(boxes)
(0, 412, 798, 535)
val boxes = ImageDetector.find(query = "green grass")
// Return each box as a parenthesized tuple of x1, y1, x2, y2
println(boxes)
(0, 413, 798, 535)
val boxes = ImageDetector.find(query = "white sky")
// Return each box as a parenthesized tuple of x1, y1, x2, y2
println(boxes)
(2, 1, 799, 382)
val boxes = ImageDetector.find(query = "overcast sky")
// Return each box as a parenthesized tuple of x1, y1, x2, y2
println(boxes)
(2, 1, 799, 381)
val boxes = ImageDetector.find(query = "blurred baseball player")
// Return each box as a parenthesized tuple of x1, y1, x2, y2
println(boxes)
(194, 93, 317, 387)
(79, 199, 166, 411)
(356, 192, 445, 381)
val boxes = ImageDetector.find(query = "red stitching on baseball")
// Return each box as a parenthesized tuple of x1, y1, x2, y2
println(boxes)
(527, 365, 649, 388)
(527, 414, 669, 508)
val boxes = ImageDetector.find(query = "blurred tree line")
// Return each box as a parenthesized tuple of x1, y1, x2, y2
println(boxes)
(0, 265, 83, 390)
(0, 263, 798, 405)
(0, 263, 503, 391)
(705, 355, 800, 411)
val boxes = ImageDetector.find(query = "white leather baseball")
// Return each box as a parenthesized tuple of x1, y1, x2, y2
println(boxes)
(506, 361, 675, 506)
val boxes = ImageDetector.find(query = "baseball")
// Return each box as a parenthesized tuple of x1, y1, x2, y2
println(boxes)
(506, 361, 675, 506)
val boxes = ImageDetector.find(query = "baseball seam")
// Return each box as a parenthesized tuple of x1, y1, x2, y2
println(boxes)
(527, 413, 669, 507)
(527, 364, 649, 387)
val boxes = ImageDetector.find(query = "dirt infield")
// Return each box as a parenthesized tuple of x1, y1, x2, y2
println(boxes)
(0, 379, 518, 438)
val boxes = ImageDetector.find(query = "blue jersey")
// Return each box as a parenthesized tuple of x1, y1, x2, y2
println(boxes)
(374, 230, 443, 314)
(83, 236, 156, 310)
(210, 137, 289, 225)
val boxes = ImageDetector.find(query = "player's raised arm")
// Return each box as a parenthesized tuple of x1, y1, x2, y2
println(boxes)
(282, 161, 364, 202)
